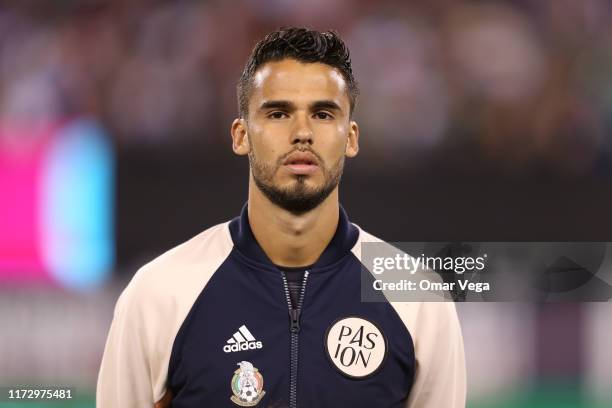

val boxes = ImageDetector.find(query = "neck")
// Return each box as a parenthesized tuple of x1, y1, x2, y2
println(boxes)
(247, 176, 340, 267)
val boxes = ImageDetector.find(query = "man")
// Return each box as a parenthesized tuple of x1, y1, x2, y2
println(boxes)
(97, 27, 466, 408)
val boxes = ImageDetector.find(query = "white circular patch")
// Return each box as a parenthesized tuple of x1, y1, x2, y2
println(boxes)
(325, 316, 387, 378)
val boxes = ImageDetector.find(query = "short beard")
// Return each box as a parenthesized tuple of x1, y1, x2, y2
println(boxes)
(249, 148, 344, 216)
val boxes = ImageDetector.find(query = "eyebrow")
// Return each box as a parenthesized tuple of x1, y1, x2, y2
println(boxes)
(260, 100, 295, 111)
(259, 100, 343, 113)
(311, 100, 342, 112)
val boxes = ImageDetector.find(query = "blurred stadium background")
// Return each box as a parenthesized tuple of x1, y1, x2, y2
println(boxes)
(1, 0, 611, 407)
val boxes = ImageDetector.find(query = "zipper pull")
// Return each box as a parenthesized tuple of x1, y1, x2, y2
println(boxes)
(290, 308, 301, 333)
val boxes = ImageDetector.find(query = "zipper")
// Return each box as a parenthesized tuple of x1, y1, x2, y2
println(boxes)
(281, 270, 309, 408)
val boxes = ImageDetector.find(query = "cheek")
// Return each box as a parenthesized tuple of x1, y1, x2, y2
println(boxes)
(249, 133, 282, 163)
(320, 124, 349, 153)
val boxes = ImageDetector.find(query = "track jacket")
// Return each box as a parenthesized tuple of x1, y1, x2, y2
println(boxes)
(97, 205, 466, 407)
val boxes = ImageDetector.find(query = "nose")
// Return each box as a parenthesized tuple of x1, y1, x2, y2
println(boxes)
(291, 113, 313, 145)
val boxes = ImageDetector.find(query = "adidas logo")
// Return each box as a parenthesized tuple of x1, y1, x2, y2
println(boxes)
(223, 325, 263, 353)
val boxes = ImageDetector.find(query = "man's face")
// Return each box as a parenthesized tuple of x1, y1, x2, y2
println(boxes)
(232, 58, 359, 215)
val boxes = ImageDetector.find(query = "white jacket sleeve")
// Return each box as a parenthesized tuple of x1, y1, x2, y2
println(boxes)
(350, 227, 467, 407)
(97, 281, 157, 407)
(96, 222, 234, 408)
(404, 302, 466, 408)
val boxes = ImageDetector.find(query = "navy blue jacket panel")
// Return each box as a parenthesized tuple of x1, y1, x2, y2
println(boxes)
(167, 205, 415, 407)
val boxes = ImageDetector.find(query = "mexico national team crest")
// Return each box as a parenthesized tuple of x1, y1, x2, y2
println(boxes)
(325, 316, 388, 379)
(230, 361, 266, 406)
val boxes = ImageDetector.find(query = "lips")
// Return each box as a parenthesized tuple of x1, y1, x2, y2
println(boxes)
(283, 151, 319, 175)
(284, 151, 318, 166)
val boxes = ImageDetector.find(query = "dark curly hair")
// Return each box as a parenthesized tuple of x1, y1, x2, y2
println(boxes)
(237, 27, 359, 118)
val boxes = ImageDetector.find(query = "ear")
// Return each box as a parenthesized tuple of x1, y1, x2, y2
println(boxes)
(231, 118, 250, 156)
(345, 120, 359, 158)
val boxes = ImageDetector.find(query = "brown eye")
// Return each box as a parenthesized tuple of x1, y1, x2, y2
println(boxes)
(315, 112, 333, 120)
(269, 111, 288, 119)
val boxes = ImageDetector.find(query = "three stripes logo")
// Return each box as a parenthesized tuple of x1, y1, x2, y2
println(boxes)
(223, 325, 263, 353)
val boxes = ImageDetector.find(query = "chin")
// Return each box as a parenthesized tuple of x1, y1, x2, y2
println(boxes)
(291, 178, 323, 190)
(276, 174, 314, 186)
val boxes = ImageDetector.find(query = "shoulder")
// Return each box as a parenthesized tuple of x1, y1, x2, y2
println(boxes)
(349, 224, 383, 259)
(134, 221, 232, 283)
(349, 224, 460, 337)
(116, 221, 234, 316)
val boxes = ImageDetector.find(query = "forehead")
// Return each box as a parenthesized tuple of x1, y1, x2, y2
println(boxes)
(251, 59, 349, 107)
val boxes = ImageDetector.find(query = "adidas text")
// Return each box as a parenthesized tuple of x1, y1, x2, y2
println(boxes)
(223, 341, 263, 353)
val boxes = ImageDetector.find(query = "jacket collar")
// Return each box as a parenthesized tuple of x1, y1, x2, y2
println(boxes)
(229, 202, 358, 269)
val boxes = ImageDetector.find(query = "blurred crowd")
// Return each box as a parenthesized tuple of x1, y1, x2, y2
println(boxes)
(1, 4, 611, 404)
(1, 0, 612, 178)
